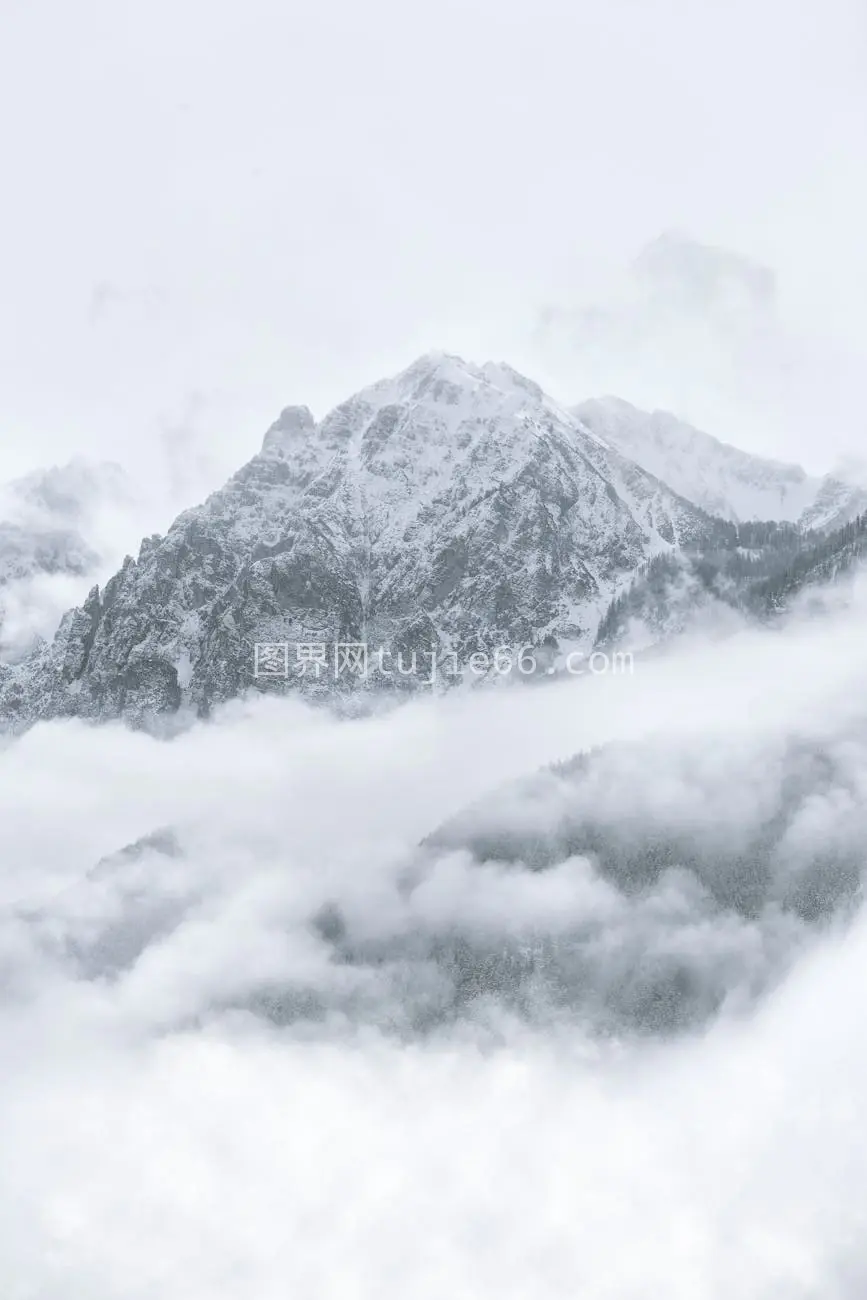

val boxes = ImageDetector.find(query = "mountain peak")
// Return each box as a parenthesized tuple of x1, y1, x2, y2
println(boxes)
(1, 353, 726, 732)
(384, 352, 550, 414)
(632, 231, 777, 311)
(261, 405, 316, 456)
(392, 351, 479, 396)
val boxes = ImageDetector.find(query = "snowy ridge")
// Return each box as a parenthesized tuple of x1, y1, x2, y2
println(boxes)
(575, 396, 867, 531)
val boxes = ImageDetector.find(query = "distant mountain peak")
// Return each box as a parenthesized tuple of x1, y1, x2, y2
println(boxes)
(575, 397, 867, 530)
(632, 231, 777, 312)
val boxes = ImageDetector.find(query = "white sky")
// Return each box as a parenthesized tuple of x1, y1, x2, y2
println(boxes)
(1, 0, 865, 486)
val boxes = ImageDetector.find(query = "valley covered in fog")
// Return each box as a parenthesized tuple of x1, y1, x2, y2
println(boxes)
(3, 583, 867, 1297)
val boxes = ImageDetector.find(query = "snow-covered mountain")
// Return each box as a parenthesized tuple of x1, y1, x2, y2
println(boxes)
(574, 396, 867, 531)
(0, 353, 724, 732)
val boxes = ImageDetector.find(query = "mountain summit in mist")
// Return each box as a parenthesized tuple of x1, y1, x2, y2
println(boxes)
(0, 353, 721, 729)
(1, 352, 864, 733)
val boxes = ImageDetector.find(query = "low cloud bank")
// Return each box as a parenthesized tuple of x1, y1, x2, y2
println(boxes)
(2, 578, 867, 1296)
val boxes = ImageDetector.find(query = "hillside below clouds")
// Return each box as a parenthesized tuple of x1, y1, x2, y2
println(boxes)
(0, 353, 720, 731)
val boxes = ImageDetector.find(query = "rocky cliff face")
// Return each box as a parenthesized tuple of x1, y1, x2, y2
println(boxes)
(0, 354, 721, 732)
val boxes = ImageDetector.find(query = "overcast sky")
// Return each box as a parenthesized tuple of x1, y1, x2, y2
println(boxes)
(1, 0, 865, 486)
